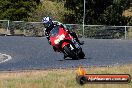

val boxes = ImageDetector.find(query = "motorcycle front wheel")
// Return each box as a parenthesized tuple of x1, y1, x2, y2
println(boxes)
(63, 45, 78, 60)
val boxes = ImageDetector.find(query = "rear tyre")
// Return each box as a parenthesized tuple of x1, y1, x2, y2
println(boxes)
(63, 45, 78, 60)
(78, 48, 85, 59)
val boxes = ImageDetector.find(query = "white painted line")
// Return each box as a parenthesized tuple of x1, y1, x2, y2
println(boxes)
(0, 53, 12, 64)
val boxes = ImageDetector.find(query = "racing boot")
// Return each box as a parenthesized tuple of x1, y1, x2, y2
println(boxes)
(78, 41, 84, 45)
(75, 38, 84, 45)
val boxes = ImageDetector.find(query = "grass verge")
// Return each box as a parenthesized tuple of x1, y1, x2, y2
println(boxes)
(0, 64, 132, 88)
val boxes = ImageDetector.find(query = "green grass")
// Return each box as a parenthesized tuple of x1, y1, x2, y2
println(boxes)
(0, 64, 132, 88)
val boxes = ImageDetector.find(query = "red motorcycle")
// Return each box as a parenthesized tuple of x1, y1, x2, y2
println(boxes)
(49, 25, 85, 60)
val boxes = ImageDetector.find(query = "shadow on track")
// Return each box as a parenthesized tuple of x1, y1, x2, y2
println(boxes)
(57, 57, 92, 61)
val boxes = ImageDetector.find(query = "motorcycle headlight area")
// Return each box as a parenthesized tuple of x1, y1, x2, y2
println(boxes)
(54, 34, 65, 44)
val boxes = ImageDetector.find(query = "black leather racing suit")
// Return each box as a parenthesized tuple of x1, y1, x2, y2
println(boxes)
(45, 24, 81, 44)
(44, 23, 82, 52)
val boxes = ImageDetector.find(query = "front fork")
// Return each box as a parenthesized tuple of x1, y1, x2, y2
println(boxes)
(62, 43, 75, 57)
(71, 39, 81, 49)
(60, 40, 81, 57)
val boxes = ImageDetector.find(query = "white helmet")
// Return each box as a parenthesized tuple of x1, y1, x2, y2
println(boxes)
(42, 17, 53, 27)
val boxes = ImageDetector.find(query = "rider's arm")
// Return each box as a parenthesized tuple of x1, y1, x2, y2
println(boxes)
(44, 28, 51, 44)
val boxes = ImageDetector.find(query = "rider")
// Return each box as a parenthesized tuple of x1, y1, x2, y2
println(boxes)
(42, 17, 84, 46)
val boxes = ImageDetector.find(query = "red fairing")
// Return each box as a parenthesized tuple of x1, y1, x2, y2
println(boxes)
(50, 26, 72, 49)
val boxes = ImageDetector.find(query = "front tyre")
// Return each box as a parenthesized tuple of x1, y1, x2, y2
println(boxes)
(63, 45, 78, 60)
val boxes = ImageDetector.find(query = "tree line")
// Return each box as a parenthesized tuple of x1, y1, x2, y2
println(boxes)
(0, 0, 131, 25)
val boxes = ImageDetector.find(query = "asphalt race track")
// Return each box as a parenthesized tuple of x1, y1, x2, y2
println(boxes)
(0, 36, 132, 71)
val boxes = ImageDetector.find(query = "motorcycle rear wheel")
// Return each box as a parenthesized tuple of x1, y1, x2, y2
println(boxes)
(78, 48, 85, 59)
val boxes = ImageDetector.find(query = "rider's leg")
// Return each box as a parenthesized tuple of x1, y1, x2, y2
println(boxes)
(70, 32, 84, 45)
